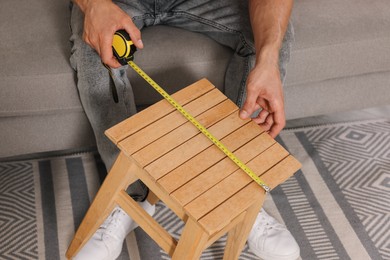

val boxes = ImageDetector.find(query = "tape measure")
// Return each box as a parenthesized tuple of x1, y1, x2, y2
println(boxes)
(110, 30, 270, 193)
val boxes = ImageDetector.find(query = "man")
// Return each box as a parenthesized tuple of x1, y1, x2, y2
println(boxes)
(69, 0, 298, 259)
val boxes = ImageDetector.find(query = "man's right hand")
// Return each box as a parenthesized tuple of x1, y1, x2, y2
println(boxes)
(75, 0, 143, 68)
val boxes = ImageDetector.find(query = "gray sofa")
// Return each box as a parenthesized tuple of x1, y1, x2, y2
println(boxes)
(1, 0, 389, 159)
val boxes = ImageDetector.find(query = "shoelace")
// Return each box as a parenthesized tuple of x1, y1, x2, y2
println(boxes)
(255, 211, 285, 235)
(97, 208, 126, 241)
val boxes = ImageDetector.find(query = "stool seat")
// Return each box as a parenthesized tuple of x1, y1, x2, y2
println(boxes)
(66, 79, 301, 259)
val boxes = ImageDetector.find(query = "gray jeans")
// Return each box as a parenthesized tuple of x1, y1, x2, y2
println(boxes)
(69, 0, 294, 201)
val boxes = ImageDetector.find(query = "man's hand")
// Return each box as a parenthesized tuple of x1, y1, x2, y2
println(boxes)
(244, 0, 293, 138)
(239, 61, 285, 138)
(75, 0, 143, 68)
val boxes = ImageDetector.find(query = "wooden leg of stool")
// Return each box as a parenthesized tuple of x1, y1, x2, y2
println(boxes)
(146, 189, 159, 205)
(66, 152, 138, 259)
(172, 218, 209, 260)
(223, 200, 263, 260)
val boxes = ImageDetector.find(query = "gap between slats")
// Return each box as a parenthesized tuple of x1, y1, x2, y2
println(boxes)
(131, 99, 238, 167)
(144, 108, 252, 180)
(184, 144, 290, 220)
(158, 121, 265, 194)
(118, 88, 228, 156)
(170, 132, 277, 207)
(106, 79, 215, 145)
(197, 155, 301, 234)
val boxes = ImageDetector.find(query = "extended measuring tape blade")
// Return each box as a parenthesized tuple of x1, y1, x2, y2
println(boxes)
(128, 60, 270, 193)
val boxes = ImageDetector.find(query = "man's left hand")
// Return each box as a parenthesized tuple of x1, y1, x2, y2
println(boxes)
(239, 63, 286, 138)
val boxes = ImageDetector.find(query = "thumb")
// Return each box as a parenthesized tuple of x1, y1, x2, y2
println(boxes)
(239, 92, 257, 119)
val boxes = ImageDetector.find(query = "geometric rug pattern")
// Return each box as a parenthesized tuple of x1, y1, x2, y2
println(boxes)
(0, 154, 103, 260)
(0, 119, 389, 259)
(0, 162, 37, 260)
(292, 120, 390, 259)
(275, 119, 390, 260)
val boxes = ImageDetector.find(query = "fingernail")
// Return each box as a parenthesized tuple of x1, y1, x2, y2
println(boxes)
(138, 39, 144, 48)
(239, 110, 248, 119)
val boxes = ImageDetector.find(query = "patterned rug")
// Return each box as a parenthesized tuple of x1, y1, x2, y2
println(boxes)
(0, 119, 389, 260)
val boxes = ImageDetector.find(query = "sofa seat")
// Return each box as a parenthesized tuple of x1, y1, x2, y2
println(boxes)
(284, 0, 390, 119)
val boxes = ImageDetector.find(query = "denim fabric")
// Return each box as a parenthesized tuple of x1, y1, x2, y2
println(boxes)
(69, 0, 293, 201)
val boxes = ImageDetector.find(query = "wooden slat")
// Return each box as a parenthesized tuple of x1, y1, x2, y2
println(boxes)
(198, 155, 301, 234)
(158, 122, 263, 194)
(199, 186, 265, 236)
(105, 78, 215, 144)
(146, 190, 160, 205)
(144, 108, 251, 180)
(184, 144, 289, 220)
(171, 132, 275, 206)
(119, 88, 226, 155)
(260, 155, 302, 189)
(131, 99, 237, 166)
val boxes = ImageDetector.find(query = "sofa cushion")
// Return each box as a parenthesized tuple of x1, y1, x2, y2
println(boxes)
(0, 0, 231, 117)
(0, 0, 97, 158)
(283, 0, 390, 119)
(286, 0, 390, 86)
(0, 0, 81, 117)
(0, 0, 232, 157)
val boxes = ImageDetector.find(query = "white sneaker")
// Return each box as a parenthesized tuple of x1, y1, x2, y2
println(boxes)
(248, 209, 300, 260)
(74, 200, 155, 260)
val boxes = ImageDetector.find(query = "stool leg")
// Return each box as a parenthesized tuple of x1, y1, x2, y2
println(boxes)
(172, 218, 209, 260)
(66, 152, 137, 259)
(223, 200, 263, 260)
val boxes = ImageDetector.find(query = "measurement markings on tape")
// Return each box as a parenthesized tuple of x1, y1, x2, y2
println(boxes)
(128, 60, 270, 193)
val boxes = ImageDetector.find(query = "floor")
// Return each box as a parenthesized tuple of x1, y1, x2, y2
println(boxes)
(285, 105, 390, 129)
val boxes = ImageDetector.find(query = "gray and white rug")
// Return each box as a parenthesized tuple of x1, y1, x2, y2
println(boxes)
(1, 119, 389, 260)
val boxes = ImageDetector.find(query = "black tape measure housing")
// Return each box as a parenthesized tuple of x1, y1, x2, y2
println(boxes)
(112, 29, 137, 65)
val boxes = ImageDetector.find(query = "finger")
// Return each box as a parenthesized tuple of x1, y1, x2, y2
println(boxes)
(100, 34, 122, 68)
(239, 90, 258, 120)
(268, 108, 285, 138)
(252, 109, 269, 124)
(102, 55, 122, 68)
(253, 102, 261, 111)
(256, 96, 269, 111)
(123, 23, 143, 49)
(260, 114, 274, 132)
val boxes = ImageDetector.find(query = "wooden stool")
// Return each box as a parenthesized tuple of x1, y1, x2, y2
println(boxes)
(66, 79, 301, 259)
